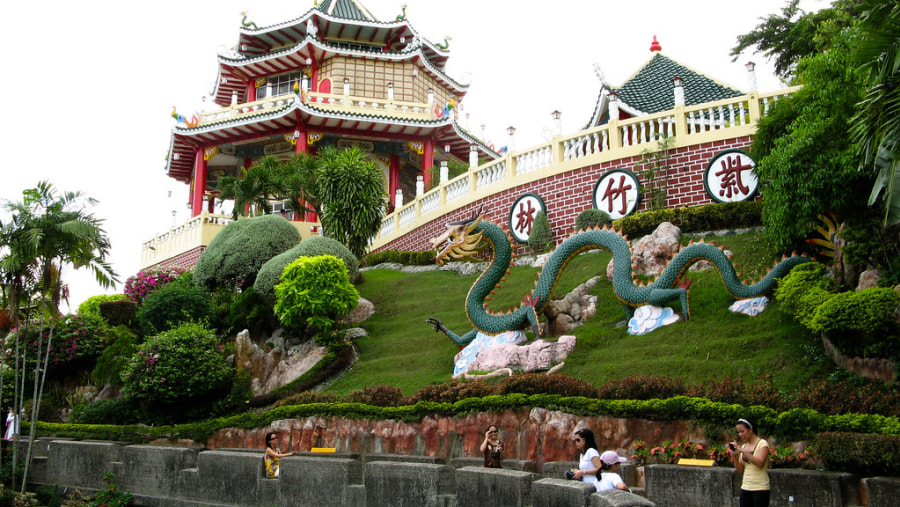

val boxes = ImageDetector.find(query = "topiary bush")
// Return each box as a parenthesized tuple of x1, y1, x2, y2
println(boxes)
(596, 375, 686, 400)
(498, 373, 599, 398)
(575, 208, 612, 230)
(121, 321, 231, 406)
(274, 255, 360, 346)
(811, 432, 900, 477)
(613, 200, 764, 238)
(808, 288, 900, 359)
(528, 211, 553, 252)
(98, 299, 137, 328)
(255, 237, 360, 296)
(773, 262, 836, 316)
(194, 214, 301, 291)
(77, 294, 129, 317)
(135, 281, 215, 336)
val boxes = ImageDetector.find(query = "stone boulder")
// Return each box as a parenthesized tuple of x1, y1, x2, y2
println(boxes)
(543, 276, 601, 336)
(606, 222, 727, 279)
(232, 330, 329, 396)
(340, 297, 375, 324)
(464, 335, 577, 374)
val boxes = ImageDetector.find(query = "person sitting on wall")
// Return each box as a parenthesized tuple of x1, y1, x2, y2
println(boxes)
(264, 432, 296, 478)
(594, 450, 630, 492)
(480, 424, 503, 468)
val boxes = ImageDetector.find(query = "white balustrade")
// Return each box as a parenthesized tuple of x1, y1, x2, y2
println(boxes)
(398, 205, 417, 227)
(445, 176, 469, 204)
(475, 160, 506, 190)
(420, 192, 440, 215)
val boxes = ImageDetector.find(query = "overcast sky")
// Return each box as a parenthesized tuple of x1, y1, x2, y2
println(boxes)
(2, 0, 825, 312)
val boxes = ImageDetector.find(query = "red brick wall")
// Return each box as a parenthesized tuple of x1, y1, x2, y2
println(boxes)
(376, 137, 753, 253)
(152, 246, 206, 271)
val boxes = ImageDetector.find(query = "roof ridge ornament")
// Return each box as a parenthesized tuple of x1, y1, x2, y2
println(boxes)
(650, 35, 662, 52)
(240, 11, 258, 30)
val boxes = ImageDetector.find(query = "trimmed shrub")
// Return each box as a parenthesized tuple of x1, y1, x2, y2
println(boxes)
(194, 214, 301, 291)
(70, 398, 138, 425)
(790, 379, 900, 417)
(121, 322, 231, 405)
(528, 211, 553, 252)
(77, 294, 129, 317)
(224, 287, 277, 337)
(812, 432, 900, 477)
(135, 282, 215, 336)
(274, 391, 343, 408)
(809, 288, 900, 359)
(274, 255, 360, 344)
(597, 375, 686, 400)
(123, 266, 186, 304)
(98, 299, 137, 328)
(773, 262, 835, 316)
(47, 313, 109, 369)
(256, 237, 360, 296)
(363, 250, 434, 266)
(407, 379, 499, 404)
(346, 385, 405, 406)
(575, 208, 612, 230)
(614, 200, 763, 238)
(498, 373, 599, 398)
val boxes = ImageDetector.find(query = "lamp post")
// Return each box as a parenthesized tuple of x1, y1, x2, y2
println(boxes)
(551, 110, 562, 137)
(746, 61, 758, 91)
(608, 91, 619, 121)
(672, 76, 685, 106)
(507, 125, 516, 153)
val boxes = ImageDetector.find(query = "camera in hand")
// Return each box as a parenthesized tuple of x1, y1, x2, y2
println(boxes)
(565, 470, 576, 480)
(728, 443, 736, 451)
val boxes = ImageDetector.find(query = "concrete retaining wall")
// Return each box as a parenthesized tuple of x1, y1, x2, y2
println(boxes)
(26, 441, 900, 506)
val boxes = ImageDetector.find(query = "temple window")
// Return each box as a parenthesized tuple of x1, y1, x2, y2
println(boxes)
(257, 72, 303, 99)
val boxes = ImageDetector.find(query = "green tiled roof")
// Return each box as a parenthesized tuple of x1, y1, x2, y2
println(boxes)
(615, 52, 742, 113)
(317, 0, 379, 22)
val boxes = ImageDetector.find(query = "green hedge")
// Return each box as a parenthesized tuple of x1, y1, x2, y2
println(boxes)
(34, 394, 898, 444)
(613, 200, 763, 238)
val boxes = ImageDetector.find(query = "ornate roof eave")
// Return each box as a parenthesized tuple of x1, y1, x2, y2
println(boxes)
(234, 8, 449, 68)
(212, 37, 466, 107)
(165, 100, 490, 181)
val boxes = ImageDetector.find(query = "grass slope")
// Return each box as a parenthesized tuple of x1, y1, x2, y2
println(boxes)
(327, 231, 833, 396)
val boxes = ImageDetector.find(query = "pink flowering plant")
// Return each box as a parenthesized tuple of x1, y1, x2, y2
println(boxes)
(631, 438, 817, 469)
(124, 266, 186, 304)
(120, 321, 230, 404)
(3, 313, 108, 370)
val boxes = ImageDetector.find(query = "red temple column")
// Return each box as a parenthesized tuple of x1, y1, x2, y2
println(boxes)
(207, 195, 216, 214)
(191, 147, 207, 217)
(422, 138, 434, 189)
(389, 154, 401, 209)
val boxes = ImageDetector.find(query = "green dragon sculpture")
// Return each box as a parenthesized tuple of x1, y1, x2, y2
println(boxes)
(426, 209, 811, 346)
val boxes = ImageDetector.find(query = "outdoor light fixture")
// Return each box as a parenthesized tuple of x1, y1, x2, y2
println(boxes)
(306, 57, 313, 65)
(507, 126, 516, 136)
(551, 110, 561, 120)
(294, 130, 301, 138)
(444, 144, 451, 152)
(173, 153, 180, 161)
(745, 61, 756, 72)
(672, 76, 684, 88)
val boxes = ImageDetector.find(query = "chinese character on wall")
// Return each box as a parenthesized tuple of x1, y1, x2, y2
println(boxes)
(703, 149, 759, 203)
(592, 169, 641, 219)
(508, 193, 546, 243)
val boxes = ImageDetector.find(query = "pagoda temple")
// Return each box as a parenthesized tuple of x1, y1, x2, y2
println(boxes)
(164, 0, 498, 220)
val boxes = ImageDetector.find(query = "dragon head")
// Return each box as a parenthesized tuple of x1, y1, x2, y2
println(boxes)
(431, 208, 485, 266)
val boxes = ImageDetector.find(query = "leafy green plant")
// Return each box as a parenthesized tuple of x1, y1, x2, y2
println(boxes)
(91, 326, 141, 387)
(77, 294, 129, 317)
(194, 214, 301, 291)
(528, 211, 553, 252)
(135, 282, 214, 336)
(808, 288, 900, 358)
(274, 255, 360, 344)
(575, 208, 612, 230)
(812, 432, 900, 477)
(639, 135, 676, 210)
(121, 322, 231, 405)
(223, 287, 277, 338)
(90, 472, 132, 506)
(613, 201, 763, 238)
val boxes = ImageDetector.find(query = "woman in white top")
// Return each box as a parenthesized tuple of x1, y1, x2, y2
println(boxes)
(570, 428, 602, 484)
(595, 450, 630, 492)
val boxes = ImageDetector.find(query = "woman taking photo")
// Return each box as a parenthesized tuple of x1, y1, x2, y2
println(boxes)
(264, 432, 296, 478)
(480, 424, 503, 468)
(729, 418, 770, 507)
(570, 428, 602, 485)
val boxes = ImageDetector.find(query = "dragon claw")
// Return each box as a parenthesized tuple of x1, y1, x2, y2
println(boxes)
(677, 276, 693, 290)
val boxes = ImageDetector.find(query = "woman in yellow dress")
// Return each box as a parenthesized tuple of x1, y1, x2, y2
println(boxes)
(264, 432, 296, 478)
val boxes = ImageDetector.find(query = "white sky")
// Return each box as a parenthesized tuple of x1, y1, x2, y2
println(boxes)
(2, 0, 825, 312)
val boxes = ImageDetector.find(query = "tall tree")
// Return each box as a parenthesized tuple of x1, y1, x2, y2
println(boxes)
(315, 146, 387, 259)
(272, 152, 322, 220)
(0, 181, 117, 490)
(216, 158, 278, 219)
(851, 0, 900, 226)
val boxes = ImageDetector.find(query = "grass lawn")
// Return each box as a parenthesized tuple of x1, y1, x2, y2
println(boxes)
(327, 230, 834, 396)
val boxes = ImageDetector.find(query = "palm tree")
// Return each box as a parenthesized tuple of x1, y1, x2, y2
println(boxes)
(216, 157, 278, 219)
(0, 180, 117, 491)
(272, 152, 322, 220)
(852, 0, 900, 226)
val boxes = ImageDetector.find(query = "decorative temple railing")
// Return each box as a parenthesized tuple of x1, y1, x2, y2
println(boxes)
(371, 87, 799, 250)
(143, 87, 799, 269)
(194, 91, 435, 127)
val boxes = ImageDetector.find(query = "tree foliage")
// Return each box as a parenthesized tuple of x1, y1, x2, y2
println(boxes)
(752, 28, 872, 251)
(254, 236, 359, 297)
(528, 211, 553, 253)
(193, 214, 301, 290)
(135, 280, 215, 336)
(729, 0, 861, 79)
(851, 0, 900, 225)
(315, 146, 387, 259)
